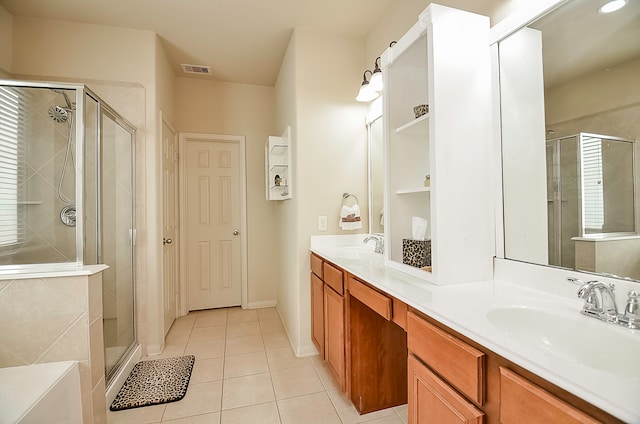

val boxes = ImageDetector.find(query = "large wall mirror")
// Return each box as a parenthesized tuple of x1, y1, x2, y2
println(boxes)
(498, 0, 640, 282)
(367, 101, 384, 235)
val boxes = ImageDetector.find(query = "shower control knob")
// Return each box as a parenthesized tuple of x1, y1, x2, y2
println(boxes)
(163, 238, 172, 245)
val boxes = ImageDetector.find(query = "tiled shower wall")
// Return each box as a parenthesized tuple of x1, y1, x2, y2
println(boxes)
(0, 88, 78, 265)
(0, 271, 107, 424)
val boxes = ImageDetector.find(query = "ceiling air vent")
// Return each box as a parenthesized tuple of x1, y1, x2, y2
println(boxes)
(180, 64, 213, 75)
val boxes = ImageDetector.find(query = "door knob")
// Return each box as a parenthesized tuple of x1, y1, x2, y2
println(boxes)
(233, 230, 239, 235)
(163, 238, 173, 245)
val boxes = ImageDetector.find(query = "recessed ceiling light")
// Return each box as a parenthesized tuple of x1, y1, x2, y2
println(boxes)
(598, 0, 627, 14)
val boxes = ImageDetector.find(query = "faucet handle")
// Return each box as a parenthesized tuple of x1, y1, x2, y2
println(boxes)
(620, 291, 640, 329)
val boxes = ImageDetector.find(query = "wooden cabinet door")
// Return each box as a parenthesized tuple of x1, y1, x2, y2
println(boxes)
(311, 273, 325, 357)
(499, 368, 600, 424)
(408, 355, 484, 424)
(324, 284, 345, 391)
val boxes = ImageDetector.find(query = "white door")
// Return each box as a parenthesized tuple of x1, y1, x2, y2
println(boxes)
(162, 116, 179, 335)
(185, 136, 243, 310)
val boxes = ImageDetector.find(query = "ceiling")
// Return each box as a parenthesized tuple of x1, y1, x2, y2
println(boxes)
(530, 0, 640, 89)
(0, 0, 396, 86)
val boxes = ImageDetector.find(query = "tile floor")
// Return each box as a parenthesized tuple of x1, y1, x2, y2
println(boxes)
(107, 307, 408, 424)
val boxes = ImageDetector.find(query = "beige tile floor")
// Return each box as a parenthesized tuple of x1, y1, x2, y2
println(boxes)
(107, 307, 408, 424)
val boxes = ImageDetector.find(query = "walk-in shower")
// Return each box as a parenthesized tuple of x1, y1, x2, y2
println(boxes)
(546, 132, 636, 268)
(0, 80, 137, 386)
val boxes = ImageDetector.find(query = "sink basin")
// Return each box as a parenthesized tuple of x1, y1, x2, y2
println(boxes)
(487, 305, 640, 378)
(325, 246, 383, 265)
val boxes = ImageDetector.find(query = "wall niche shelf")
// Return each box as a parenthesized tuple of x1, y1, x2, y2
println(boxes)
(395, 114, 429, 134)
(270, 144, 288, 155)
(265, 126, 292, 201)
(396, 187, 431, 195)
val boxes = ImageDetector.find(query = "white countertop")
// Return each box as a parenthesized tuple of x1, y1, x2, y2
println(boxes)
(310, 235, 640, 423)
(0, 264, 108, 280)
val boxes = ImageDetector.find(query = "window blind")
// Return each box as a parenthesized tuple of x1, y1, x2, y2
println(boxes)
(581, 135, 604, 232)
(0, 86, 25, 248)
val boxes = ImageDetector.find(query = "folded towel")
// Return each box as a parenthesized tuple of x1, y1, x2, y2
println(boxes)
(339, 204, 362, 230)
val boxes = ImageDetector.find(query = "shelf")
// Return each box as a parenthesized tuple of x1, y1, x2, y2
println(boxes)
(270, 184, 289, 190)
(270, 164, 288, 172)
(395, 114, 429, 134)
(396, 187, 431, 195)
(270, 144, 288, 155)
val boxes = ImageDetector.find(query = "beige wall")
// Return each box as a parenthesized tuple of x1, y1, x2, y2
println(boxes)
(0, 6, 12, 74)
(546, 56, 640, 125)
(274, 34, 299, 351)
(174, 77, 279, 307)
(275, 28, 368, 356)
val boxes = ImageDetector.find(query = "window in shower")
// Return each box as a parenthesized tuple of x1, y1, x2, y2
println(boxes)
(581, 135, 604, 233)
(0, 86, 23, 249)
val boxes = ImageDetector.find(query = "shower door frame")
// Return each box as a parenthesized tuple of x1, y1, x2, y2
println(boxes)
(90, 88, 138, 385)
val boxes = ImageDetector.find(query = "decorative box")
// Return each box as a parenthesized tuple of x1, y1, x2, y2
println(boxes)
(402, 239, 431, 268)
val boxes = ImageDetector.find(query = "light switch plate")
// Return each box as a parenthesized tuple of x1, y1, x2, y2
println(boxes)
(318, 216, 328, 231)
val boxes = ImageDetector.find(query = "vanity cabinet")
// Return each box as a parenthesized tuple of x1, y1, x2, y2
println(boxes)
(310, 254, 346, 390)
(347, 275, 407, 414)
(499, 367, 600, 424)
(310, 254, 324, 356)
(408, 355, 483, 424)
(407, 308, 623, 424)
(265, 126, 291, 200)
(324, 277, 345, 391)
(309, 253, 408, 413)
(381, 4, 494, 284)
(407, 310, 485, 424)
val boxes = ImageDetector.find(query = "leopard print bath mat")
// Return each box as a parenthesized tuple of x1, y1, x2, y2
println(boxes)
(110, 355, 195, 411)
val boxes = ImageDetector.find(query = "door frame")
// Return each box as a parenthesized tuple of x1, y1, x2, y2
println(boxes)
(178, 132, 248, 315)
(160, 111, 179, 334)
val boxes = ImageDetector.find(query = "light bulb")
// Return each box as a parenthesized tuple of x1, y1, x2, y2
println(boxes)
(598, 0, 626, 14)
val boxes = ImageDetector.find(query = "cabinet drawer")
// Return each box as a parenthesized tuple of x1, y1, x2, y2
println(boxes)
(409, 355, 484, 424)
(347, 275, 391, 320)
(310, 253, 323, 278)
(323, 262, 344, 295)
(499, 368, 600, 424)
(407, 311, 484, 404)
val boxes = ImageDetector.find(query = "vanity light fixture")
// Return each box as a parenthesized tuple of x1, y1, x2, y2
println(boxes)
(598, 0, 627, 14)
(356, 70, 379, 102)
(369, 57, 383, 92)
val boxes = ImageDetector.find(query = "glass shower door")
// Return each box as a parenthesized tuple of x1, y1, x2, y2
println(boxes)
(101, 111, 135, 382)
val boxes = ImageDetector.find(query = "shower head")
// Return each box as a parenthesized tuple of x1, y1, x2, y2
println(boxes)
(50, 88, 75, 111)
(49, 105, 69, 123)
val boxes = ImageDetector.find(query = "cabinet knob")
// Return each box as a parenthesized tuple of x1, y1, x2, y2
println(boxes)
(233, 230, 239, 236)
(163, 238, 172, 245)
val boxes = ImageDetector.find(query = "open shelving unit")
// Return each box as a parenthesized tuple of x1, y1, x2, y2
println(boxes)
(265, 126, 292, 200)
(381, 4, 494, 284)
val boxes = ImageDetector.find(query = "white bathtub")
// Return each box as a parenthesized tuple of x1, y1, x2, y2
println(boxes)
(0, 361, 82, 424)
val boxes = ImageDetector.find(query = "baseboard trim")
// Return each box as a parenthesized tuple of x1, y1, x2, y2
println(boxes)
(247, 300, 277, 309)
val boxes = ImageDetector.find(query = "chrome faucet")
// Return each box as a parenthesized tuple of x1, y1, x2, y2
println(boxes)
(576, 280, 618, 322)
(363, 235, 384, 254)
(568, 277, 640, 329)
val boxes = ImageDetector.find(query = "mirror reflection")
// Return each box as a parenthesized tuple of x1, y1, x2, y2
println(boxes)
(499, 0, 640, 282)
(368, 115, 384, 235)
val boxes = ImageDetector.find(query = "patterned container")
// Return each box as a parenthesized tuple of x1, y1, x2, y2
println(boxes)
(402, 239, 431, 268)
